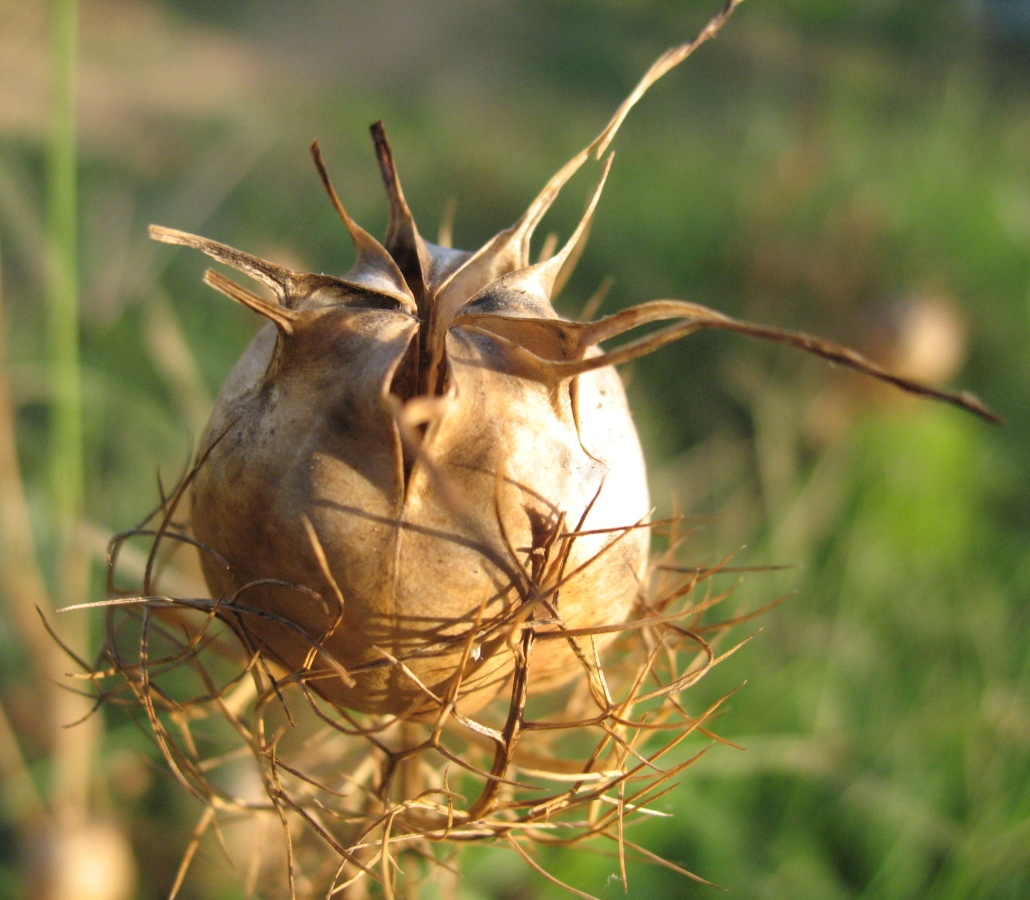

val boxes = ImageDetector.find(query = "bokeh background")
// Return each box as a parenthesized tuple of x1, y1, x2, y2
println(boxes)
(1, 0, 1028, 897)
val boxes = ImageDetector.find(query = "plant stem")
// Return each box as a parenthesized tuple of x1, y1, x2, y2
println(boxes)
(47, 0, 82, 561)
(46, 0, 96, 830)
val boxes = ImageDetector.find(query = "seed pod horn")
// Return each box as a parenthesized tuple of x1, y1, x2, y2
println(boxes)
(370, 121, 434, 306)
(310, 140, 418, 313)
(149, 225, 299, 305)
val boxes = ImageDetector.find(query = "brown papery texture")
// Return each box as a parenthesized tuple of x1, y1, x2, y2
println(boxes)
(86, 1, 996, 895)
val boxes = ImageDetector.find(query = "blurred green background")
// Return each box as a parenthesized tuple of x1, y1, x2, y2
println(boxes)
(1, 0, 1028, 897)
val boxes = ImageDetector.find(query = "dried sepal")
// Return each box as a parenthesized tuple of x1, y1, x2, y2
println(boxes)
(308, 140, 417, 313)
(455, 298, 999, 422)
(202, 269, 298, 333)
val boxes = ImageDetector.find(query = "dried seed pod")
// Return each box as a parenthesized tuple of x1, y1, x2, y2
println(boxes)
(151, 5, 995, 719)
(151, 146, 653, 716)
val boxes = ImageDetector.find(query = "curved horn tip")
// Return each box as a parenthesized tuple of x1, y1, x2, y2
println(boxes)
(528, 152, 615, 298)
(370, 121, 402, 201)
(149, 224, 193, 245)
(310, 139, 358, 230)
(202, 268, 298, 334)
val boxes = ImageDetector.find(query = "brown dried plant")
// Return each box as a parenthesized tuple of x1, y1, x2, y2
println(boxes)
(85, 476, 772, 898)
(61, 1, 997, 897)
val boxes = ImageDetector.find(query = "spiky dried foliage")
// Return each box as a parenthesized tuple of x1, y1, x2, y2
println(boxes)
(80, 473, 771, 898)
(140, 0, 992, 723)
(64, 1, 999, 896)
(129, 3, 780, 725)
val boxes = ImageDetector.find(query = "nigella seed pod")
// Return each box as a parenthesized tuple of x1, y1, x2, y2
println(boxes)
(151, 139, 654, 716)
(151, 22, 996, 720)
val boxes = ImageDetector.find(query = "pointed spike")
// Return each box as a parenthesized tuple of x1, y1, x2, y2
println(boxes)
(202, 269, 298, 334)
(369, 120, 412, 246)
(590, 0, 747, 158)
(437, 197, 458, 249)
(577, 276, 614, 322)
(530, 298, 1001, 424)
(535, 232, 559, 265)
(370, 121, 431, 302)
(509, 147, 593, 268)
(435, 0, 747, 313)
(488, 148, 592, 273)
(149, 225, 294, 300)
(431, 147, 593, 311)
(500, 153, 615, 302)
(544, 152, 613, 296)
(309, 141, 417, 312)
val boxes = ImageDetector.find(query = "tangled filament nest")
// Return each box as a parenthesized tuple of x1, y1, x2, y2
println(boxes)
(86, 482, 766, 897)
